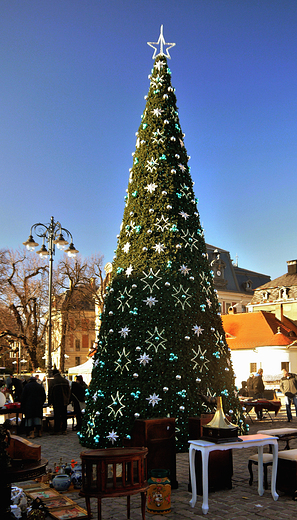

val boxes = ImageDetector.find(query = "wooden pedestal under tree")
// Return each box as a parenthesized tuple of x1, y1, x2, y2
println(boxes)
(123, 418, 178, 489)
(188, 416, 233, 494)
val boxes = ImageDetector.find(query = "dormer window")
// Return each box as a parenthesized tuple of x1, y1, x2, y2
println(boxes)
(243, 280, 253, 291)
(279, 287, 289, 300)
(262, 291, 270, 302)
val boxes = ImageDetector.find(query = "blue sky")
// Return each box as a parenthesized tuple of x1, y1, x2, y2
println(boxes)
(1, 0, 297, 280)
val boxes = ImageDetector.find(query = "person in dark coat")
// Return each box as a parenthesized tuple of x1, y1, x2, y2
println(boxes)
(246, 374, 255, 397)
(253, 368, 265, 419)
(48, 369, 71, 434)
(238, 381, 249, 397)
(21, 376, 46, 438)
(8, 377, 24, 402)
(70, 375, 88, 431)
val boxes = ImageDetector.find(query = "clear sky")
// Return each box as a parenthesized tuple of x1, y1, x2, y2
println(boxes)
(1, 0, 297, 280)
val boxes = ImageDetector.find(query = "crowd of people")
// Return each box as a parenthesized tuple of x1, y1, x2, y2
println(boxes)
(0, 370, 88, 437)
(3, 365, 297, 432)
(238, 367, 297, 422)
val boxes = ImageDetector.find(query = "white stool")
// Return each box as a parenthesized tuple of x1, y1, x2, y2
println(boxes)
(248, 453, 273, 489)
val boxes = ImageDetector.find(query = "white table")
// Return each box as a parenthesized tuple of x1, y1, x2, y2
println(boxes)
(189, 433, 278, 515)
(258, 428, 297, 450)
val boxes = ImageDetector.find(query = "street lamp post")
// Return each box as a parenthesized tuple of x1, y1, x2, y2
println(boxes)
(23, 216, 78, 377)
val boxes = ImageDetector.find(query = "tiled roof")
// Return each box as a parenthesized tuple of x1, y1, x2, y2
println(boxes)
(222, 311, 297, 350)
(255, 273, 297, 290)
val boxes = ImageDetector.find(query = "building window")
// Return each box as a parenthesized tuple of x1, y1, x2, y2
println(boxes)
(81, 319, 89, 331)
(75, 339, 80, 351)
(281, 362, 289, 372)
(279, 287, 289, 300)
(250, 362, 257, 373)
(75, 356, 81, 366)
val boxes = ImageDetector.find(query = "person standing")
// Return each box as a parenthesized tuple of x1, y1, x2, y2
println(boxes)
(48, 369, 71, 435)
(8, 377, 24, 402)
(70, 375, 88, 431)
(253, 368, 265, 419)
(238, 381, 249, 397)
(21, 376, 46, 438)
(280, 368, 297, 422)
(246, 374, 255, 397)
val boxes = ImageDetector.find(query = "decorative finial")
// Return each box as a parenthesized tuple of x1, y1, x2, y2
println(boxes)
(147, 25, 176, 59)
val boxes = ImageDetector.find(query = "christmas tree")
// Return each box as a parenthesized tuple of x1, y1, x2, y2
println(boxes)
(80, 27, 246, 451)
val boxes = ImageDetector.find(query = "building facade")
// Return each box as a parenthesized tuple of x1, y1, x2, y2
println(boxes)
(248, 259, 297, 324)
(51, 284, 97, 372)
(222, 310, 297, 389)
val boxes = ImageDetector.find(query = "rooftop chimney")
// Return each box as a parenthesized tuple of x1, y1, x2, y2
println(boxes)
(275, 303, 284, 323)
(287, 260, 297, 275)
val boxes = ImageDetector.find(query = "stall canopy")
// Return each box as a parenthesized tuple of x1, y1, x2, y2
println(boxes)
(68, 358, 93, 385)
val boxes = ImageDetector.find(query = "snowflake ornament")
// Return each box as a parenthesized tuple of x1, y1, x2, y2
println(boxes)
(117, 288, 133, 312)
(146, 157, 159, 172)
(180, 230, 199, 251)
(145, 327, 167, 353)
(154, 59, 166, 71)
(192, 325, 204, 336)
(191, 346, 210, 372)
(146, 393, 162, 407)
(141, 269, 162, 293)
(179, 265, 191, 276)
(107, 391, 126, 418)
(151, 107, 163, 117)
(179, 211, 190, 220)
(137, 353, 152, 366)
(114, 347, 131, 374)
(152, 243, 166, 254)
(123, 243, 131, 253)
(154, 215, 170, 232)
(143, 296, 158, 308)
(152, 128, 165, 145)
(119, 327, 130, 338)
(145, 182, 158, 193)
(172, 285, 192, 309)
(126, 264, 133, 277)
(106, 429, 119, 445)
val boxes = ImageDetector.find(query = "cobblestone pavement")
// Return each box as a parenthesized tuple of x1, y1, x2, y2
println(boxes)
(14, 408, 297, 519)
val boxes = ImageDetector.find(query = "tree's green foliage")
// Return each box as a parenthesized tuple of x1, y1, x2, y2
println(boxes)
(80, 55, 247, 451)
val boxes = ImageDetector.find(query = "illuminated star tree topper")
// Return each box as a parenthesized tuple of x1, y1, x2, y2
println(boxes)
(147, 25, 176, 59)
